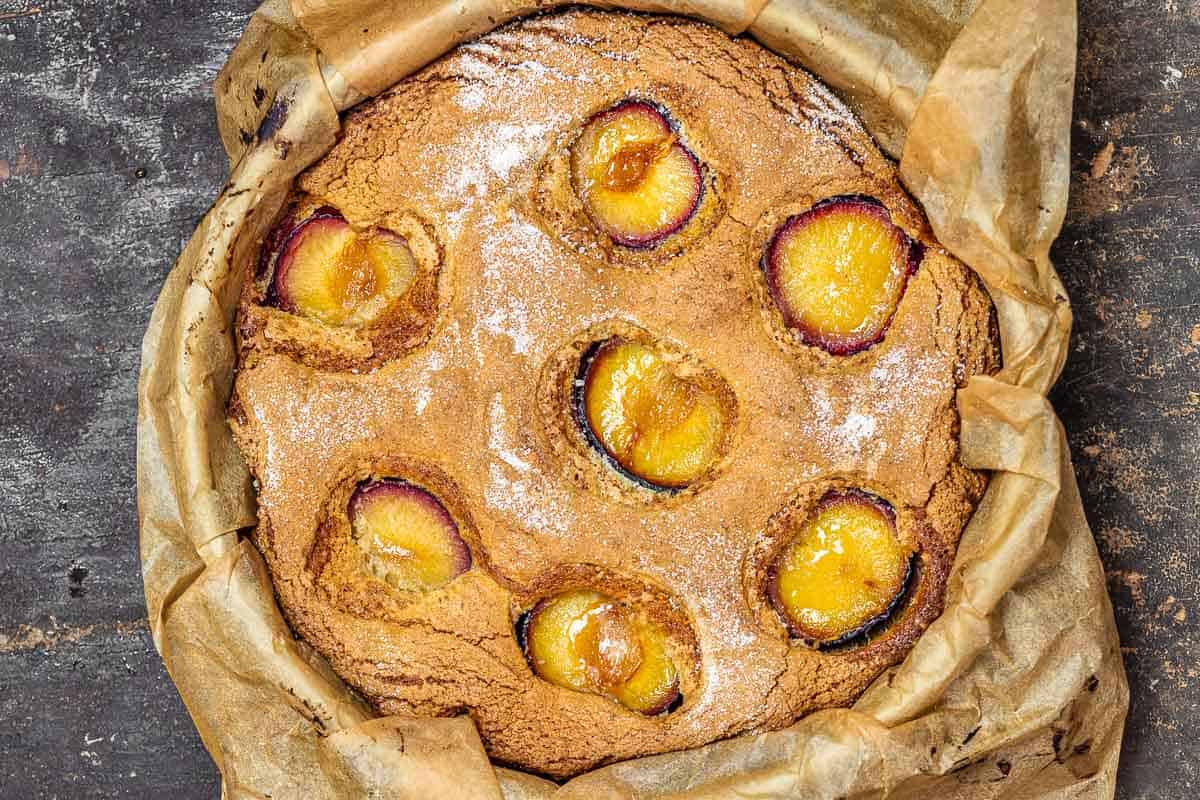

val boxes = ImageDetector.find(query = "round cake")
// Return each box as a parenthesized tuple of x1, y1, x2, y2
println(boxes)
(228, 9, 998, 778)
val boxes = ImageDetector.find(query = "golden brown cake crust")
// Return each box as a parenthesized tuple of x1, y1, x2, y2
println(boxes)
(229, 10, 997, 779)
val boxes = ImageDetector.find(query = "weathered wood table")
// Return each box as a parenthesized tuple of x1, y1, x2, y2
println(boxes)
(0, 1, 1195, 796)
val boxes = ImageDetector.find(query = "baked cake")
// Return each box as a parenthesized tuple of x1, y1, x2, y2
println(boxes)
(228, 9, 998, 778)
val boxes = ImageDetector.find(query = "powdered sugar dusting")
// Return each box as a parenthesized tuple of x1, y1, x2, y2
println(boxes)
(870, 344, 946, 404)
(400, 336, 451, 416)
(481, 304, 536, 356)
(797, 342, 950, 474)
(485, 464, 564, 536)
(454, 84, 487, 112)
(868, 344, 951, 452)
(426, 112, 564, 239)
(835, 411, 877, 448)
(475, 210, 597, 360)
(488, 393, 532, 473)
(484, 392, 571, 536)
(413, 386, 432, 415)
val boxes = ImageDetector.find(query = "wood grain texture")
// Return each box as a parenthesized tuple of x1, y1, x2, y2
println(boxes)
(0, 0, 1194, 797)
(1049, 0, 1200, 796)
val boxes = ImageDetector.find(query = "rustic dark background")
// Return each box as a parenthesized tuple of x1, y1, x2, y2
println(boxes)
(0, 0, 1195, 797)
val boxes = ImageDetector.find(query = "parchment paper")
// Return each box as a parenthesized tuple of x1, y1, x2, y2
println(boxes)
(136, 0, 1129, 797)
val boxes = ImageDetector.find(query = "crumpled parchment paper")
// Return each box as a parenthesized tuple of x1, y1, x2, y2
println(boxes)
(136, 0, 1129, 797)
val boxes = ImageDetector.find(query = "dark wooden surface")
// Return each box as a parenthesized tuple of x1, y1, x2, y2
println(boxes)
(0, 1, 1195, 797)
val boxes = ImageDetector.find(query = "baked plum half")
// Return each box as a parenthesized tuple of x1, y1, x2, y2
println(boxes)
(267, 207, 417, 327)
(769, 491, 913, 647)
(763, 196, 918, 355)
(348, 479, 471, 591)
(520, 590, 682, 715)
(570, 100, 702, 248)
(578, 340, 727, 490)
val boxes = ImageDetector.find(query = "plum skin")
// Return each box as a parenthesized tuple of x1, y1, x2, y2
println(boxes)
(762, 195, 923, 356)
(572, 99, 704, 249)
(572, 340, 672, 493)
(766, 489, 916, 649)
(262, 206, 414, 327)
(516, 595, 683, 716)
(263, 205, 345, 310)
(571, 339, 726, 493)
(347, 478, 472, 584)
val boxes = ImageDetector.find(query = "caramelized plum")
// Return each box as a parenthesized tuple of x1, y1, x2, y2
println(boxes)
(570, 101, 702, 248)
(269, 208, 417, 327)
(521, 590, 681, 715)
(608, 620, 682, 715)
(348, 479, 471, 591)
(579, 340, 727, 489)
(763, 197, 918, 355)
(769, 491, 912, 646)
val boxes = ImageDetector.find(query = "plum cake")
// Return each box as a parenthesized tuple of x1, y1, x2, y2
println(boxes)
(228, 9, 998, 779)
